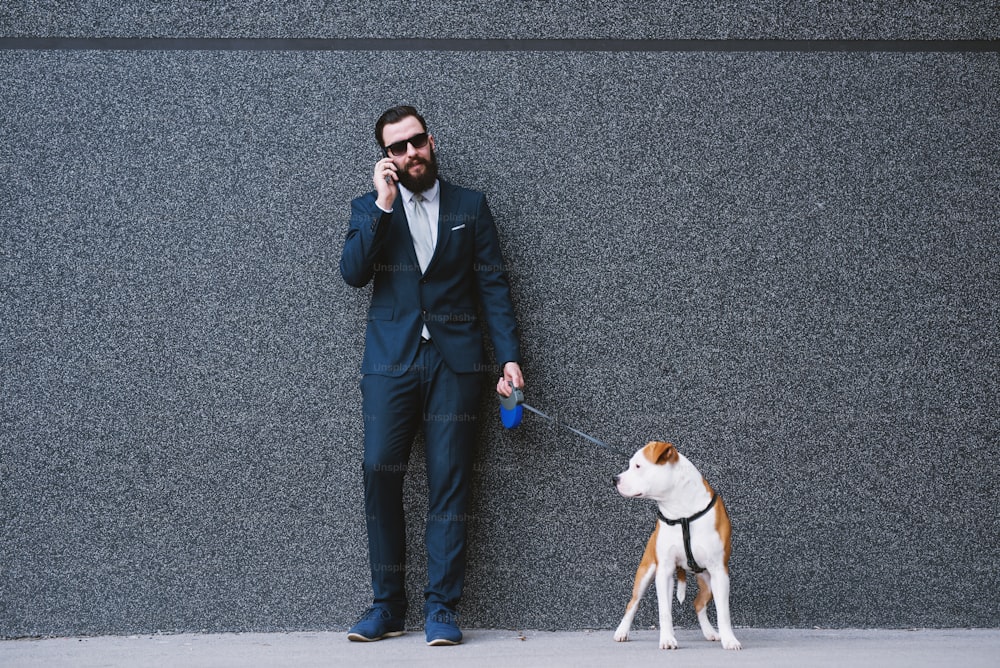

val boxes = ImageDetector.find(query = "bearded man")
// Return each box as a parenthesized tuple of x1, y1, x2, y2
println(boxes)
(340, 105, 524, 646)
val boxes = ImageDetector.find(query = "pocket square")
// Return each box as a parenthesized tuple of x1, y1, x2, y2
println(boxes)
(451, 224, 466, 231)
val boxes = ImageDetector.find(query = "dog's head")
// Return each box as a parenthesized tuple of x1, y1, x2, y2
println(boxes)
(612, 440, 681, 500)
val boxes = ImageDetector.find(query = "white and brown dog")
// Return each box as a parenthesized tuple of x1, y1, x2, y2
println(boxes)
(612, 440, 741, 650)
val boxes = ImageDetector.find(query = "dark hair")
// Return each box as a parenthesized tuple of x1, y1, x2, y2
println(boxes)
(375, 105, 428, 147)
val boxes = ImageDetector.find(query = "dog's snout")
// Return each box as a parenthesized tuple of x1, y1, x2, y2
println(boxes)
(612, 474, 620, 487)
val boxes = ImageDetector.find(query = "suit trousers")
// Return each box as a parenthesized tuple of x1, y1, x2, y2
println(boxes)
(360, 339, 482, 617)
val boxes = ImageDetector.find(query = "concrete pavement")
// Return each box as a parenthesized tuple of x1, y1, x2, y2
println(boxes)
(3, 628, 998, 667)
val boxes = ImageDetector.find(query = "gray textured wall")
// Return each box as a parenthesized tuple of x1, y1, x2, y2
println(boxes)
(2, 4, 998, 637)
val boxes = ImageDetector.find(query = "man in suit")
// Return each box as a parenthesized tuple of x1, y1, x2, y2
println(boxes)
(340, 106, 524, 646)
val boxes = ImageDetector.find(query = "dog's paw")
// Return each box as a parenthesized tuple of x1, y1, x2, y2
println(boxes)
(702, 630, 720, 642)
(613, 620, 632, 642)
(721, 636, 742, 650)
(658, 634, 678, 650)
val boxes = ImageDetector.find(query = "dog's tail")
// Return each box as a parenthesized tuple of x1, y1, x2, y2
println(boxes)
(676, 567, 687, 602)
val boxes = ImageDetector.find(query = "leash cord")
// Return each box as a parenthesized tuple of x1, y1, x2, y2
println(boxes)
(519, 403, 618, 452)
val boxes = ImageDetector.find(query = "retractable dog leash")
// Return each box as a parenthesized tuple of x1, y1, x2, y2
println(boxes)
(498, 382, 626, 455)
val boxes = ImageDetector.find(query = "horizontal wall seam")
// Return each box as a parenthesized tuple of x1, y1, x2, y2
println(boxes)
(1, 37, 998, 53)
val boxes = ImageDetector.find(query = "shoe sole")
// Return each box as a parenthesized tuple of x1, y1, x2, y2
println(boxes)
(347, 631, 405, 642)
(426, 637, 461, 646)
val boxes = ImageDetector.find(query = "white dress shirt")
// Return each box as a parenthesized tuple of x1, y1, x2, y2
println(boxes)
(398, 180, 440, 272)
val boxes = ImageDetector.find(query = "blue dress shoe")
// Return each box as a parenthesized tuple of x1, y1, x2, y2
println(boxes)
(347, 607, 405, 642)
(425, 608, 462, 646)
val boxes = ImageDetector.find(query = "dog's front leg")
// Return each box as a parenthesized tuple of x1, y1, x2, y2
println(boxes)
(707, 567, 741, 650)
(654, 564, 677, 649)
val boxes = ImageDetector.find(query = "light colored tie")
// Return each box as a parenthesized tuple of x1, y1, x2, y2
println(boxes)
(409, 193, 436, 340)
(409, 194, 436, 273)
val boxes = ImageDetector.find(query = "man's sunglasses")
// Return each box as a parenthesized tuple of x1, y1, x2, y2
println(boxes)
(383, 132, 429, 157)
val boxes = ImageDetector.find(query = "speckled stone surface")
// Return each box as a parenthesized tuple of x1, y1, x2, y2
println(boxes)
(1, 1, 999, 39)
(1, 48, 998, 636)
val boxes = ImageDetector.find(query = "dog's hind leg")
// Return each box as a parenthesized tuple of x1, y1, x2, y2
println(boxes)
(693, 570, 720, 642)
(614, 527, 658, 642)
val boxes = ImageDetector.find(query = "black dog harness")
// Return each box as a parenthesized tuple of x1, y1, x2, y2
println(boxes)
(656, 493, 719, 574)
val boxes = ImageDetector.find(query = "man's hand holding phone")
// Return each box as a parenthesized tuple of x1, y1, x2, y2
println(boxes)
(374, 157, 397, 210)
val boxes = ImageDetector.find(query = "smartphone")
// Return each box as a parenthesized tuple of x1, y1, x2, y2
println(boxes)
(380, 150, 392, 184)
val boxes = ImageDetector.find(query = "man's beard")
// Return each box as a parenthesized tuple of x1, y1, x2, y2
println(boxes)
(397, 149, 439, 193)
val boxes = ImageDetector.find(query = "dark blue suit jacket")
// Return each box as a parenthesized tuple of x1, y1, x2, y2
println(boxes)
(340, 180, 521, 377)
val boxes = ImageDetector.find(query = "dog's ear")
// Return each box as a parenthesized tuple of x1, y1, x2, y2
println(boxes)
(644, 441, 678, 465)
